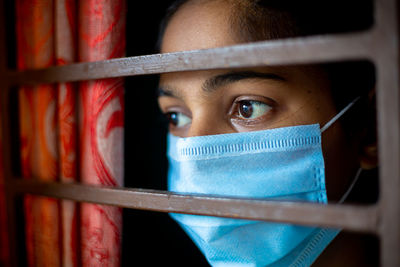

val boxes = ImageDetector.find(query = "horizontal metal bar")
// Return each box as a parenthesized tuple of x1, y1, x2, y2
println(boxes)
(10, 179, 379, 233)
(5, 31, 374, 86)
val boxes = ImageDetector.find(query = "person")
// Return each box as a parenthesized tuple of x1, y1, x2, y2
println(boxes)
(156, 0, 378, 266)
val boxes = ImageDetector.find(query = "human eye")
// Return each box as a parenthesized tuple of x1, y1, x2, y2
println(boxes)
(232, 99, 273, 121)
(164, 111, 191, 128)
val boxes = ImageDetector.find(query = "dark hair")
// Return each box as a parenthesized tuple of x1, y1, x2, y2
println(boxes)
(157, 0, 376, 142)
(157, 0, 374, 48)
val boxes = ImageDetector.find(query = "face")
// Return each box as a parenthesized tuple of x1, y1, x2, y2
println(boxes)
(158, 0, 360, 201)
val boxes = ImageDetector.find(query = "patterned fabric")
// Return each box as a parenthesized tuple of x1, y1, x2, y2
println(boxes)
(79, 1, 125, 266)
(55, 0, 79, 266)
(10, 0, 126, 266)
(16, 1, 60, 266)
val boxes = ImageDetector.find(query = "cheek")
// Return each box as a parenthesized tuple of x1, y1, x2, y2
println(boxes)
(322, 123, 360, 201)
(279, 96, 336, 128)
(271, 75, 336, 126)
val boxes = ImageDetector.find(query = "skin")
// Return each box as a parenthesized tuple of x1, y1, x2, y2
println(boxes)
(158, 0, 377, 266)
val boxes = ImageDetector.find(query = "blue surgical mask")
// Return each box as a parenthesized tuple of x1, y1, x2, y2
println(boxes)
(167, 98, 360, 267)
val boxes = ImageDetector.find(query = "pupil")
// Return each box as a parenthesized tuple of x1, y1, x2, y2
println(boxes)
(240, 101, 253, 118)
(168, 112, 178, 126)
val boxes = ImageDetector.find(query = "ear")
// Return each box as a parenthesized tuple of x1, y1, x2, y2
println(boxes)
(359, 142, 378, 169)
(359, 89, 378, 170)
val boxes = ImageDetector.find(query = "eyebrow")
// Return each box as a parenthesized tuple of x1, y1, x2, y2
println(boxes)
(202, 70, 286, 93)
(157, 70, 286, 98)
(157, 85, 177, 98)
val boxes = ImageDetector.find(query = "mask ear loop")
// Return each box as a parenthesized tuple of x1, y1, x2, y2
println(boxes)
(320, 96, 362, 203)
(338, 167, 363, 204)
(320, 96, 361, 133)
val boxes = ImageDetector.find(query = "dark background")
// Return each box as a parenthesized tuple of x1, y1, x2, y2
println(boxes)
(122, 1, 209, 266)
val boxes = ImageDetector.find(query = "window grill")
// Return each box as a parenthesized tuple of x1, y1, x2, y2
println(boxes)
(0, 0, 399, 266)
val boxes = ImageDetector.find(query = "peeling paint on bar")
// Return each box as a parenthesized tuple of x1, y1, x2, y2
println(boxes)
(5, 31, 373, 86)
(10, 179, 379, 234)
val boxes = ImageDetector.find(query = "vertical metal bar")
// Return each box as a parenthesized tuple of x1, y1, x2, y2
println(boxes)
(374, 0, 400, 266)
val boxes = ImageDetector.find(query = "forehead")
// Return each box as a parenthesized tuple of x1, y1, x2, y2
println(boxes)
(161, 0, 237, 53)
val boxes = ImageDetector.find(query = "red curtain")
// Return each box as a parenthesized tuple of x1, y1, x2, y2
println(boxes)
(55, 0, 79, 266)
(5, 0, 126, 266)
(78, 1, 125, 266)
(16, 1, 60, 266)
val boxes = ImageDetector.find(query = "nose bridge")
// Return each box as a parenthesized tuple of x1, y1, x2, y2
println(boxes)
(187, 112, 225, 137)
(187, 118, 217, 137)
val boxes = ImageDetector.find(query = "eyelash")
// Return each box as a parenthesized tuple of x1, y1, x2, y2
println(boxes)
(230, 97, 275, 123)
(161, 106, 192, 131)
(162, 97, 276, 130)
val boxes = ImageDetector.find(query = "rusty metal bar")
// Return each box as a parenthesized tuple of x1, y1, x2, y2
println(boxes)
(374, 0, 400, 266)
(10, 179, 379, 234)
(4, 31, 374, 86)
